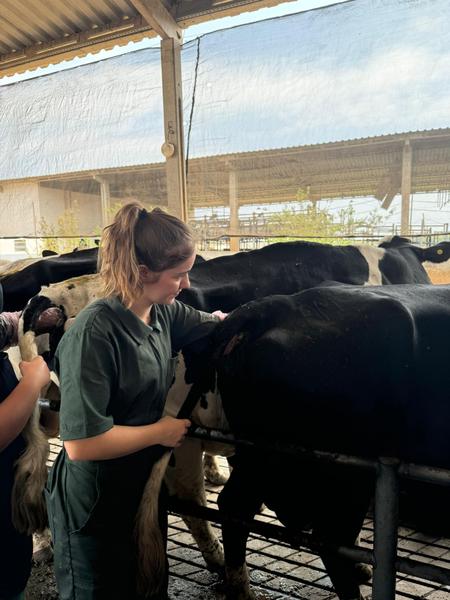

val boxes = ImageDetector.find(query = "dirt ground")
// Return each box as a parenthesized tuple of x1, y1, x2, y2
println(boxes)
(26, 561, 58, 600)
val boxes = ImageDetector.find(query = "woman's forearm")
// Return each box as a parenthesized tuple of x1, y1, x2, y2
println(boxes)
(64, 422, 166, 461)
(0, 379, 41, 451)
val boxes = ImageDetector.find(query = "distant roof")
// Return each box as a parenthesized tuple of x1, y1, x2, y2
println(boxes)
(0, 0, 288, 76)
(37, 128, 450, 207)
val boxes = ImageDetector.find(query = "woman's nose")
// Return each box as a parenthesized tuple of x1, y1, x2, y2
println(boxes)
(181, 273, 190, 289)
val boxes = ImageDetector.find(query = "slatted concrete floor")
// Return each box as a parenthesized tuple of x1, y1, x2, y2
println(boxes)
(48, 441, 450, 599)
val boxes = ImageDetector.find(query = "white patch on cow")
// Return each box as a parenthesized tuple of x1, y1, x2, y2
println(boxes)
(163, 355, 233, 572)
(355, 245, 385, 285)
(41, 273, 101, 318)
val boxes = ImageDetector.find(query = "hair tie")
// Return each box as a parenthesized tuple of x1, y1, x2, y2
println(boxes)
(139, 208, 148, 219)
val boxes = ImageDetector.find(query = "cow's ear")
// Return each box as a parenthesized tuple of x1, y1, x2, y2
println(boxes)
(378, 235, 412, 249)
(421, 242, 450, 264)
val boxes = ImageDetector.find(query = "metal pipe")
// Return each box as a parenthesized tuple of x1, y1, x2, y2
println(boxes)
(188, 425, 450, 486)
(371, 458, 400, 600)
(169, 498, 450, 586)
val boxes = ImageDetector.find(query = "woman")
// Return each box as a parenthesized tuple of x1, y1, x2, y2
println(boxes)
(0, 286, 51, 600)
(46, 203, 223, 600)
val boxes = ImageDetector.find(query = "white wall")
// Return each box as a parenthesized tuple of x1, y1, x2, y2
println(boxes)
(38, 186, 102, 235)
(0, 182, 41, 259)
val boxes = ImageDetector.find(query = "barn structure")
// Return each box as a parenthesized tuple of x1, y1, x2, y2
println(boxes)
(2, 1, 450, 599)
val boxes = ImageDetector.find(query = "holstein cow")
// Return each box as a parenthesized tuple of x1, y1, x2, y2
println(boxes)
(0, 247, 98, 311)
(173, 283, 450, 600)
(15, 238, 450, 571)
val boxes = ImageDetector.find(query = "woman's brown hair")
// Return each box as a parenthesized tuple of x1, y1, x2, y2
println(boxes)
(98, 202, 195, 306)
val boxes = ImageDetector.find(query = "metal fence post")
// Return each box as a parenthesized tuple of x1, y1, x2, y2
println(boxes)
(372, 457, 400, 600)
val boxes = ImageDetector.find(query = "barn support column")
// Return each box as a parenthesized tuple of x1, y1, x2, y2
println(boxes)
(372, 457, 399, 600)
(160, 37, 187, 221)
(130, 0, 186, 221)
(94, 175, 111, 228)
(229, 170, 240, 252)
(400, 140, 412, 235)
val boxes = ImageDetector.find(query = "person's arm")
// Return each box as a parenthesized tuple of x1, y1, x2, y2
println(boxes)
(0, 356, 50, 452)
(64, 416, 191, 461)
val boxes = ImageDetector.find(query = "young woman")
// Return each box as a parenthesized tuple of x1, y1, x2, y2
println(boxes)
(46, 203, 222, 600)
(0, 287, 51, 600)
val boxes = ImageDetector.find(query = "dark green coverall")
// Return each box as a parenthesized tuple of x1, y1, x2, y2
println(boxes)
(45, 297, 217, 600)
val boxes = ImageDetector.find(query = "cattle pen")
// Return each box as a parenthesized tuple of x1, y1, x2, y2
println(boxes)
(41, 434, 450, 600)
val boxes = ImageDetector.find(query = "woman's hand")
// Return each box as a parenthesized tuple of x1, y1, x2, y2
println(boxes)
(212, 310, 228, 321)
(19, 356, 51, 391)
(156, 416, 191, 447)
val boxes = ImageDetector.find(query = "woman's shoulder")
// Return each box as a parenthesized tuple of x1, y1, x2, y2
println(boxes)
(64, 298, 116, 336)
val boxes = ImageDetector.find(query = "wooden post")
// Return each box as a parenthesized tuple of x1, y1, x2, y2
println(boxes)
(229, 170, 239, 252)
(161, 37, 187, 221)
(401, 140, 412, 235)
(129, 1, 186, 220)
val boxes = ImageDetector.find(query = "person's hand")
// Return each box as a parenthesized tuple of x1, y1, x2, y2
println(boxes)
(19, 356, 51, 390)
(212, 310, 228, 321)
(156, 416, 191, 447)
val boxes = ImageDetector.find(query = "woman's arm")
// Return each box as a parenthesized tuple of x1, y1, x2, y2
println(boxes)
(64, 416, 191, 461)
(0, 356, 51, 452)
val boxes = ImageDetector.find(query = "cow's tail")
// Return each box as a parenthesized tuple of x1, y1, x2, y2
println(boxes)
(12, 407, 49, 534)
(135, 450, 171, 598)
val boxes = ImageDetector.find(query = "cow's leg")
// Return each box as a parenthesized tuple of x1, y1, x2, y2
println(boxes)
(165, 437, 225, 573)
(313, 470, 373, 600)
(33, 528, 53, 564)
(218, 457, 264, 600)
(203, 452, 229, 485)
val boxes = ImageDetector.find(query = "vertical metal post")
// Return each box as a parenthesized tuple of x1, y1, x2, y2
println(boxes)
(229, 169, 239, 252)
(400, 140, 412, 235)
(161, 37, 187, 221)
(372, 457, 399, 600)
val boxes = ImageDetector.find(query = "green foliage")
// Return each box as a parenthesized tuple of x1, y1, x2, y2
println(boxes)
(39, 202, 96, 254)
(266, 200, 389, 246)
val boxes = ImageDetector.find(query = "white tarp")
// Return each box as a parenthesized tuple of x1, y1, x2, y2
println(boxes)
(185, 0, 450, 157)
(0, 48, 164, 181)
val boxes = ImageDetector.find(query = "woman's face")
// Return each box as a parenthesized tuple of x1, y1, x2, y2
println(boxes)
(141, 252, 196, 305)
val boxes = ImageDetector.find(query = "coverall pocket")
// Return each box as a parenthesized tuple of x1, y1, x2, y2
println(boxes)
(64, 461, 101, 534)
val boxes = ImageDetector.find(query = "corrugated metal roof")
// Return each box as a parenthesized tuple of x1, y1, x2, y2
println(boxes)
(0, 0, 286, 76)
(25, 128, 450, 207)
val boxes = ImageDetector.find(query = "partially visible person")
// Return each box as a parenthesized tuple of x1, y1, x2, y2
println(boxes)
(46, 202, 225, 600)
(0, 285, 51, 600)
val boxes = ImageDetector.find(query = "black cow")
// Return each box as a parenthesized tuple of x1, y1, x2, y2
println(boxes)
(178, 236, 450, 311)
(0, 247, 98, 311)
(183, 283, 450, 599)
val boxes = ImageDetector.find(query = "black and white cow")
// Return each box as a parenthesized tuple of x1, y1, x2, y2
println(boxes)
(177, 283, 450, 600)
(15, 238, 450, 568)
(0, 247, 98, 311)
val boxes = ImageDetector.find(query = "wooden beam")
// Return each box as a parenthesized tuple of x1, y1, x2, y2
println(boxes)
(129, 0, 182, 40)
(400, 140, 412, 235)
(160, 37, 187, 220)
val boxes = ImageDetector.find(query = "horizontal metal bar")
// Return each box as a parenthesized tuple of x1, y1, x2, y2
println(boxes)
(38, 398, 60, 411)
(169, 499, 450, 586)
(168, 498, 372, 566)
(188, 425, 450, 486)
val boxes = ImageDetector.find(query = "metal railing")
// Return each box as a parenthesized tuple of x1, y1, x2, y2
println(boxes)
(172, 425, 450, 599)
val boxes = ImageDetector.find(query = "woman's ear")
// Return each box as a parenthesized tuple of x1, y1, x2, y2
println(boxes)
(138, 265, 159, 283)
